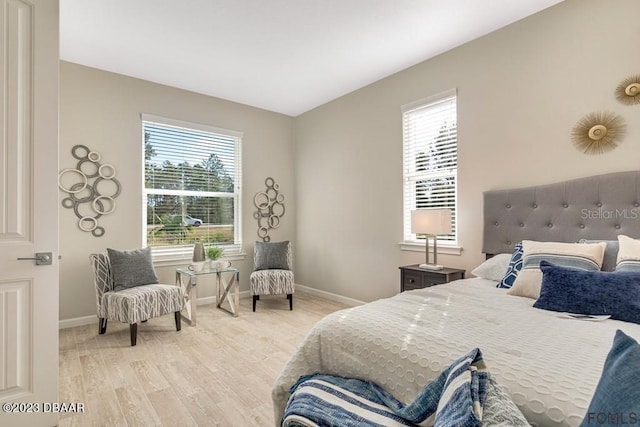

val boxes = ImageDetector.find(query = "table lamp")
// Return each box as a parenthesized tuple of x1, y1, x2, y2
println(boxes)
(411, 208, 452, 270)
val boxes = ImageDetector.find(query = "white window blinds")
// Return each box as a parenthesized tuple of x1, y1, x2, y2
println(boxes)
(142, 114, 242, 255)
(402, 89, 457, 244)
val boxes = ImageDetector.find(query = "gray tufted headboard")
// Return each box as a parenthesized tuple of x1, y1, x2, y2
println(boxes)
(483, 170, 640, 256)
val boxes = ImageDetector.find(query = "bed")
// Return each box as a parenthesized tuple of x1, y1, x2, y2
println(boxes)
(272, 170, 640, 427)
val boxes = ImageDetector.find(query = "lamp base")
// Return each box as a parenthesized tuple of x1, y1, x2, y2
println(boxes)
(418, 263, 444, 270)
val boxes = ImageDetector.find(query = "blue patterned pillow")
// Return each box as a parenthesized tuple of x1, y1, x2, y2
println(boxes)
(534, 261, 640, 324)
(580, 330, 640, 427)
(496, 243, 523, 289)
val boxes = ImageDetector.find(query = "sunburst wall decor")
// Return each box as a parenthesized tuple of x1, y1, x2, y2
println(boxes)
(615, 74, 640, 105)
(571, 111, 627, 155)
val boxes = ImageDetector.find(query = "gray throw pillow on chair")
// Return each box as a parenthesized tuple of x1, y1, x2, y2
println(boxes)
(107, 247, 159, 291)
(255, 241, 290, 270)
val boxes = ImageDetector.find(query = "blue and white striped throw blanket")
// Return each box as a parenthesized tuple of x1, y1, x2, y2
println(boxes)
(282, 348, 488, 427)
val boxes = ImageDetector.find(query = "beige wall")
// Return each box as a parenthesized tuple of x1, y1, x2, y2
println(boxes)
(294, 0, 640, 302)
(60, 0, 640, 320)
(59, 62, 295, 321)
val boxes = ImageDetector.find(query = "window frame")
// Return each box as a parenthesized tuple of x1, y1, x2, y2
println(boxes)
(141, 113, 243, 262)
(401, 89, 459, 248)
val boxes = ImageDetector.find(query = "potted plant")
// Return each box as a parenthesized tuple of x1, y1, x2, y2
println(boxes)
(206, 246, 224, 269)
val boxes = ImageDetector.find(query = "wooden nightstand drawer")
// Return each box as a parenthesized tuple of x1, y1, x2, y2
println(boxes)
(402, 272, 423, 291)
(421, 274, 448, 287)
(399, 265, 465, 292)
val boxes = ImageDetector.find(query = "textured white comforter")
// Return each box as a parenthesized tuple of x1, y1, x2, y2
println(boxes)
(272, 279, 640, 426)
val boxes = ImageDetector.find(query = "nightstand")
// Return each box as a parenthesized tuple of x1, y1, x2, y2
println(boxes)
(399, 265, 466, 292)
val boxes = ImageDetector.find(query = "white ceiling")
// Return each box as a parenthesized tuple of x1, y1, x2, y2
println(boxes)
(60, 0, 564, 117)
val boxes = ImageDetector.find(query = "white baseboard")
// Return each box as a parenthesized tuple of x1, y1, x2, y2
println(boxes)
(196, 296, 217, 306)
(59, 291, 253, 329)
(59, 288, 357, 329)
(295, 284, 364, 307)
(59, 315, 97, 329)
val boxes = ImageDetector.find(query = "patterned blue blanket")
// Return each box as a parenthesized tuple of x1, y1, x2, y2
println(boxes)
(282, 348, 488, 427)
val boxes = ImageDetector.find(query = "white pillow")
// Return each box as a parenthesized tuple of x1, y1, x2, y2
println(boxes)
(616, 235, 640, 272)
(471, 254, 511, 282)
(507, 240, 606, 299)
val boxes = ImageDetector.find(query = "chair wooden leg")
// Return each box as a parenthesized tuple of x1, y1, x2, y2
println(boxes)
(175, 311, 181, 331)
(253, 295, 259, 312)
(287, 293, 293, 311)
(98, 318, 108, 334)
(130, 323, 137, 346)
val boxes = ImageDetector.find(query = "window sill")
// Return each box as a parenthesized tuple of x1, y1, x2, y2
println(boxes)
(152, 250, 246, 268)
(399, 241, 462, 256)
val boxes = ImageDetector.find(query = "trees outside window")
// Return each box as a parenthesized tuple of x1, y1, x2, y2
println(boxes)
(142, 115, 242, 254)
(402, 90, 457, 244)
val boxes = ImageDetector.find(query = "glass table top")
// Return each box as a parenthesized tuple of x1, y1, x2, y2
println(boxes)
(176, 266, 238, 276)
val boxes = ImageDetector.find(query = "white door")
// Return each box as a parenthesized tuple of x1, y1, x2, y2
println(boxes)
(0, 0, 59, 426)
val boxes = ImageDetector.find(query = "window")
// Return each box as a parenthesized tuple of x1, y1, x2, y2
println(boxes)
(142, 114, 242, 258)
(402, 89, 457, 245)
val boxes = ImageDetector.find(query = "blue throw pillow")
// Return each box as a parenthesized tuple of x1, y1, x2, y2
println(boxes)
(534, 261, 640, 324)
(496, 242, 523, 289)
(580, 330, 640, 427)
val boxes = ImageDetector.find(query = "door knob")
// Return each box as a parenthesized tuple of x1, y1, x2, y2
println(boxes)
(17, 252, 53, 265)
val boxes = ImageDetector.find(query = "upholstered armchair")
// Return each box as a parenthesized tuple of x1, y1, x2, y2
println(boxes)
(250, 241, 294, 311)
(90, 248, 184, 346)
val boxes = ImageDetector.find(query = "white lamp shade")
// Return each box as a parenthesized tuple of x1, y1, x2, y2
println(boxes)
(411, 209, 452, 235)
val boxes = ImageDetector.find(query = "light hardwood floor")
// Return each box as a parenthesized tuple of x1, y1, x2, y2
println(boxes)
(58, 292, 349, 426)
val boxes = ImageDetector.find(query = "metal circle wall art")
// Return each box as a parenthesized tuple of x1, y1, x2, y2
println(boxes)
(615, 74, 640, 105)
(571, 111, 627, 155)
(253, 177, 285, 242)
(58, 145, 121, 237)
